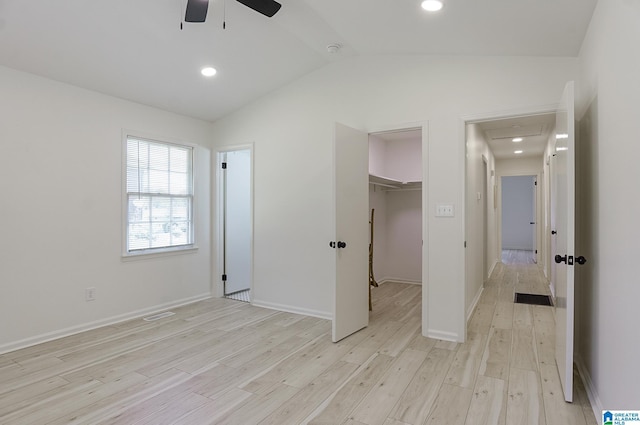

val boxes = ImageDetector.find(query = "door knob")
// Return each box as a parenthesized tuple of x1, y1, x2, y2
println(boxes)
(555, 254, 567, 264)
(551, 230, 557, 235)
(575, 256, 587, 265)
(329, 241, 336, 248)
(337, 241, 347, 248)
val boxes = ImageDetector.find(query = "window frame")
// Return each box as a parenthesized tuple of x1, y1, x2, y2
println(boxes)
(122, 131, 197, 258)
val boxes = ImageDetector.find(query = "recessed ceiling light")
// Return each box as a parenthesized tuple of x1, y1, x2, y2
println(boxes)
(201, 67, 217, 77)
(512, 137, 523, 142)
(556, 147, 568, 151)
(421, 0, 443, 12)
(556, 133, 569, 139)
(514, 150, 523, 154)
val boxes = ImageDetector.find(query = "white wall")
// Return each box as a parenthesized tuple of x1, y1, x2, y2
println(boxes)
(210, 54, 578, 341)
(465, 123, 497, 317)
(496, 156, 542, 176)
(385, 138, 422, 183)
(0, 66, 212, 352)
(368, 184, 387, 283)
(575, 0, 640, 415)
(501, 176, 535, 250)
(384, 190, 422, 283)
(368, 135, 387, 178)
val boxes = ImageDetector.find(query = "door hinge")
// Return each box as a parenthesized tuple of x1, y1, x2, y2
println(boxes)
(534, 181, 537, 186)
(221, 162, 227, 169)
(464, 241, 467, 248)
(222, 274, 227, 281)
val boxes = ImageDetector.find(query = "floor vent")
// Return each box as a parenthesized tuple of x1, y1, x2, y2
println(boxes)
(143, 311, 175, 321)
(514, 293, 553, 306)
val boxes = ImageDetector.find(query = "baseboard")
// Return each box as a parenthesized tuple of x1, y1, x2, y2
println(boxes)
(576, 355, 604, 425)
(426, 329, 460, 342)
(0, 293, 212, 355)
(251, 299, 332, 321)
(377, 277, 422, 285)
(467, 287, 484, 323)
(487, 260, 498, 278)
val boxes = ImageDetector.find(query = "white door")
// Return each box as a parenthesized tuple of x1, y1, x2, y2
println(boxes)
(532, 177, 537, 263)
(552, 81, 576, 402)
(332, 123, 369, 342)
(223, 149, 252, 295)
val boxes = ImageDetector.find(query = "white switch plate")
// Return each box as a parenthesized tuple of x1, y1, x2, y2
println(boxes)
(436, 204, 454, 217)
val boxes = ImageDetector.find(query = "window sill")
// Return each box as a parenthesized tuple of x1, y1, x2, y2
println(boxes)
(121, 245, 199, 262)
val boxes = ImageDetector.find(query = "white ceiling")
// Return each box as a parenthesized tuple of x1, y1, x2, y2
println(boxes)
(0, 0, 597, 122)
(477, 113, 556, 160)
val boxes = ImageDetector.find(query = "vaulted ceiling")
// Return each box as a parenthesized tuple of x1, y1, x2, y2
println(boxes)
(0, 0, 597, 122)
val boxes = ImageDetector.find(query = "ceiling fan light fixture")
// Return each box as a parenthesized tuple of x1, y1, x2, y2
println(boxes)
(421, 0, 443, 12)
(201, 67, 217, 77)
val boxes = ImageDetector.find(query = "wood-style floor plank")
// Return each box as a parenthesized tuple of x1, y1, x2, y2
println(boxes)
(464, 375, 507, 425)
(506, 368, 546, 425)
(388, 348, 455, 425)
(307, 353, 395, 425)
(0, 262, 597, 425)
(349, 349, 429, 425)
(424, 383, 473, 425)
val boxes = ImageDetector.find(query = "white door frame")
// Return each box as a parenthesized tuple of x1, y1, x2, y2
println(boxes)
(367, 121, 429, 336)
(214, 144, 254, 299)
(497, 173, 542, 260)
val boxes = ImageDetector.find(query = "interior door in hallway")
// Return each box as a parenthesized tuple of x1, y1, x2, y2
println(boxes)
(222, 149, 252, 296)
(552, 81, 576, 402)
(332, 123, 369, 342)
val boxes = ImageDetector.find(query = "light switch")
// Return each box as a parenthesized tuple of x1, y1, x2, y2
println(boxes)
(436, 204, 455, 217)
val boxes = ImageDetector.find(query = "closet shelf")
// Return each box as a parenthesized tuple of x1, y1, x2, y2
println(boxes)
(369, 174, 421, 191)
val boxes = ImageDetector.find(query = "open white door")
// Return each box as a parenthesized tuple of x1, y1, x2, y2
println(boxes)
(552, 81, 576, 402)
(532, 177, 538, 264)
(222, 149, 252, 295)
(332, 123, 369, 342)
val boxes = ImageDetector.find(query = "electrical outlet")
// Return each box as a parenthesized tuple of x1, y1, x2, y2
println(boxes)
(85, 287, 96, 301)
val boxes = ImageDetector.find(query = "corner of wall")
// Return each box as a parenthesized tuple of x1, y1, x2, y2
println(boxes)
(576, 355, 603, 425)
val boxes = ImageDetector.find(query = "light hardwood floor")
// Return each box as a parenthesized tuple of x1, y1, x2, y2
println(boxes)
(501, 249, 537, 265)
(0, 263, 597, 425)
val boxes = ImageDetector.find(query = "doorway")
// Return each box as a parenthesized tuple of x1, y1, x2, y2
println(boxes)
(217, 146, 253, 302)
(332, 123, 427, 343)
(368, 128, 423, 288)
(501, 175, 537, 264)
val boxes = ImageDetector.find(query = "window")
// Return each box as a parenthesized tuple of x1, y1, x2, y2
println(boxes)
(125, 136, 194, 254)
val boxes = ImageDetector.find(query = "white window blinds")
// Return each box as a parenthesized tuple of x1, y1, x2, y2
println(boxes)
(126, 137, 194, 252)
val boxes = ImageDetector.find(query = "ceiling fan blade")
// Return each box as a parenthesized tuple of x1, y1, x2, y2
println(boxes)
(185, 0, 209, 23)
(236, 0, 281, 17)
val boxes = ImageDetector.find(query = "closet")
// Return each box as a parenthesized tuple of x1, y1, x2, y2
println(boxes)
(369, 129, 422, 286)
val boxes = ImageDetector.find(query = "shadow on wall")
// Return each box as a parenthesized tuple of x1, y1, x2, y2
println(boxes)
(575, 96, 599, 379)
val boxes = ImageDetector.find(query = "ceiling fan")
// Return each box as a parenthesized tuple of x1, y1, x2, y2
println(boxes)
(185, 0, 282, 23)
